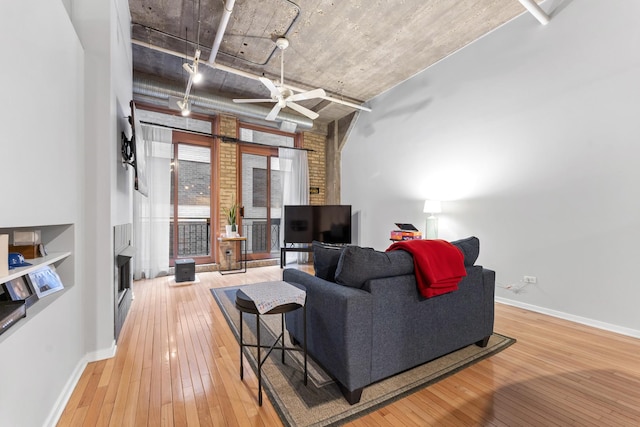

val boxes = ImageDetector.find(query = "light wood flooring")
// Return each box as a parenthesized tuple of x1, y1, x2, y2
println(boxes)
(58, 264, 640, 426)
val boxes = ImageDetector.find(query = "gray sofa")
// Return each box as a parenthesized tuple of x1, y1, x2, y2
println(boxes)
(283, 237, 495, 404)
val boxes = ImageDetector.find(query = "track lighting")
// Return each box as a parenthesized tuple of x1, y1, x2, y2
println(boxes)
(177, 99, 190, 116)
(177, 49, 200, 117)
(182, 49, 203, 84)
(182, 62, 202, 84)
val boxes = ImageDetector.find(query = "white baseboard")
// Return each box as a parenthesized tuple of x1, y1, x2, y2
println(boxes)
(44, 341, 117, 427)
(88, 340, 117, 361)
(495, 297, 640, 339)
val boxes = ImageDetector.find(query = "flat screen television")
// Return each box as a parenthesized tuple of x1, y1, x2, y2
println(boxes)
(121, 100, 149, 197)
(284, 205, 352, 244)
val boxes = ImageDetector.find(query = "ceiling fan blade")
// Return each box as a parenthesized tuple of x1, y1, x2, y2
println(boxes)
(286, 101, 319, 120)
(288, 88, 326, 102)
(259, 77, 280, 98)
(233, 98, 275, 103)
(265, 104, 282, 121)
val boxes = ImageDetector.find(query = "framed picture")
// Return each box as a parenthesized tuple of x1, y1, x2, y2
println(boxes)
(27, 265, 64, 298)
(4, 276, 33, 300)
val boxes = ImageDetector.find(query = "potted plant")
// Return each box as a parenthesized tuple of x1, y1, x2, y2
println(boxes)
(223, 198, 240, 236)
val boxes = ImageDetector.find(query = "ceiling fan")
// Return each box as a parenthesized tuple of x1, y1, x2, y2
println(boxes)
(233, 37, 326, 121)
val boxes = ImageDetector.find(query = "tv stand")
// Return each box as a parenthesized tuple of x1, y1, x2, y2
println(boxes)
(280, 243, 313, 268)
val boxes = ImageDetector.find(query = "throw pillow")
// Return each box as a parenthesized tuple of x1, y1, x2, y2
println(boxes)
(450, 236, 480, 266)
(312, 241, 344, 281)
(334, 245, 414, 289)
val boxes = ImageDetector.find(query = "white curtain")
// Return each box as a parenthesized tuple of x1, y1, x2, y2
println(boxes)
(279, 147, 309, 264)
(133, 125, 172, 279)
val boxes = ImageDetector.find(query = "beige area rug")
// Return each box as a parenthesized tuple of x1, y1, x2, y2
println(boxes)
(211, 286, 515, 427)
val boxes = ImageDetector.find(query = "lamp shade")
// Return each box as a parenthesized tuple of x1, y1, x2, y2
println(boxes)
(423, 200, 442, 214)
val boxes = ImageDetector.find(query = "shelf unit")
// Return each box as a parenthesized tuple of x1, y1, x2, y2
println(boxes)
(0, 224, 74, 341)
(2, 252, 72, 284)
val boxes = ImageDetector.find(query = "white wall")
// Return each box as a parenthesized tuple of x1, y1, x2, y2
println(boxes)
(0, 0, 133, 424)
(73, 0, 133, 358)
(0, 1, 86, 425)
(343, 0, 640, 335)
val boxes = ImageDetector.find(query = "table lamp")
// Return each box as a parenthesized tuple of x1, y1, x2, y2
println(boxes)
(423, 200, 442, 239)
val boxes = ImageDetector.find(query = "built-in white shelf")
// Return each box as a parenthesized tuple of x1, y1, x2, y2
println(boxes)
(1, 252, 72, 284)
(1, 223, 75, 342)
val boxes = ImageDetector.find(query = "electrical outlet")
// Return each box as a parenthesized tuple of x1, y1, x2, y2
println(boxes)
(523, 276, 537, 284)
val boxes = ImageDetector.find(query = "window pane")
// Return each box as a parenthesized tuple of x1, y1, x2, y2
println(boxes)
(240, 128, 294, 147)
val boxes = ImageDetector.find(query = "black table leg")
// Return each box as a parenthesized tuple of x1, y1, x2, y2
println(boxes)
(257, 312, 262, 406)
(239, 311, 244, 380)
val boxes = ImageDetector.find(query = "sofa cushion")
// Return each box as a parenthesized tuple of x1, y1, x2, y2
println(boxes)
(312, 241, 345, 281)
(450, 236, 480, 266)
(334, 246, 414, 289)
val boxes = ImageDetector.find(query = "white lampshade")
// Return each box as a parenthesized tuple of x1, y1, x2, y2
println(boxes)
(423, 200, 442, 214)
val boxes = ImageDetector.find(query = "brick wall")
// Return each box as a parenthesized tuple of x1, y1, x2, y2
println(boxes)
(302, 131, 327, 205)
(216, 116, 329, 265)
(218, 115, 238, 232)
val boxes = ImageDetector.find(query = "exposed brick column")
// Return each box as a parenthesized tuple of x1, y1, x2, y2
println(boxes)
(302, 131, 327, 206)
(218, 115, 239, 267)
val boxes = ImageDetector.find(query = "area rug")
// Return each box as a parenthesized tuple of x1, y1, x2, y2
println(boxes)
(211, 286, 515, 427)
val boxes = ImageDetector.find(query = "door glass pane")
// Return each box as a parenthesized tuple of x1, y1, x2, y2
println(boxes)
(170, 144, 211, 258)
(242, 153, 268, 256)
(270, 158, 283, 256)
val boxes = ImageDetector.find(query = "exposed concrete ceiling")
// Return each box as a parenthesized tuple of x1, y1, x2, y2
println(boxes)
(129, 0, 544, 126)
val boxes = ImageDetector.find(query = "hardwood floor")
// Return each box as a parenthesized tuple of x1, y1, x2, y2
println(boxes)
(58, 265, 640, 426)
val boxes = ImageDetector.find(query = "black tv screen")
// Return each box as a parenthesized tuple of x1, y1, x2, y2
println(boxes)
(284, 205, 352, 244)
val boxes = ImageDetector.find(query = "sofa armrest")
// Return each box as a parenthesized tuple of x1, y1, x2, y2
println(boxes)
(283, 268, 373, 391)
(481, 267, 496, 333)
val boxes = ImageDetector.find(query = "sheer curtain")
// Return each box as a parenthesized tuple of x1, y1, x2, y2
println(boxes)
(133, 125, 172, 279)
(279, 147, 309, 264)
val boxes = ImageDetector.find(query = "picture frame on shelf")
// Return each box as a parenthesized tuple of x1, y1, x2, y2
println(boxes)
(27, 265, 64, 298)
(3, 276, 39, 307)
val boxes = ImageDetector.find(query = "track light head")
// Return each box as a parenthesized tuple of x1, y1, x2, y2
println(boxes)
(183, 61, 203, 84)
(182, 62, 194, 74)
(177, 99, 190, 116)
(192, 68, 203, 84)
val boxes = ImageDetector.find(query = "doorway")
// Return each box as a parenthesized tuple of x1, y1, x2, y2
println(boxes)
(170, 133, 215, 265)
(240, 146, 282, 260)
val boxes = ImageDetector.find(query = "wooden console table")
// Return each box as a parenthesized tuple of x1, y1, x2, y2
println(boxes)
(218, 236, 247, 275)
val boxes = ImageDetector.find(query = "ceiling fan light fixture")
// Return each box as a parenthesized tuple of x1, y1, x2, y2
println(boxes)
(233, 37, 326, 122)
(275, 37, 289, 50)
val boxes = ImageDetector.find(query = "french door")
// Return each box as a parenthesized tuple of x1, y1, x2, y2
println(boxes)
(169, 133, 215, 265)
(239, 145, 282, 260)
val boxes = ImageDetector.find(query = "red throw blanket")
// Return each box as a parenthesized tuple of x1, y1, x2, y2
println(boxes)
(387, 239, 466, 298)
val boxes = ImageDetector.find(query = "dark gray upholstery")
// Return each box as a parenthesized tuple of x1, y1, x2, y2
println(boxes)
(334, 245, 414, 288)
(284, 238, 495, 404)
(311, 241, 344, 281)
(450, 236, 480, 266)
